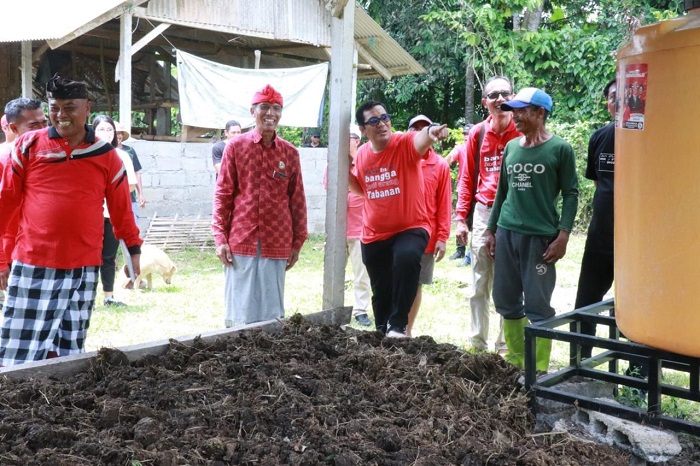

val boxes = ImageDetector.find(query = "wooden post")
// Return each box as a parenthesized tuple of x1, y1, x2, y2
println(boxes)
(322, 1, 355, 310)
(156, 61, 172, 136)
(20, 41, 32, 98)
(119, 12, 133, 132)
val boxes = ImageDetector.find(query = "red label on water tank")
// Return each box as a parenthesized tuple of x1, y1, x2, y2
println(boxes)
(618, 64, 647, 131)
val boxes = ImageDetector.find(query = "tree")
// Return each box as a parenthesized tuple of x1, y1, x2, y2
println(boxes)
(358, 0, 684, 129)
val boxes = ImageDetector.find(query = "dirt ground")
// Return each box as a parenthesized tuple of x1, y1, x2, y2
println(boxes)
(0, 315, 698, 465)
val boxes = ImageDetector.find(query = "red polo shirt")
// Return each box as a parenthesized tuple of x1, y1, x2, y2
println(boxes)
(456, 116, 521, 220)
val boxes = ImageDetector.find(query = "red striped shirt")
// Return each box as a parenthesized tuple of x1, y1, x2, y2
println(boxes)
(0, 126, 141, 270)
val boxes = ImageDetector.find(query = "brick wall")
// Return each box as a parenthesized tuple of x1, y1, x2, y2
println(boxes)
(128, 141, 328, 235)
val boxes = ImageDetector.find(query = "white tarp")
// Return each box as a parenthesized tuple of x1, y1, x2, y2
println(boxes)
(176, 50, 328, 129)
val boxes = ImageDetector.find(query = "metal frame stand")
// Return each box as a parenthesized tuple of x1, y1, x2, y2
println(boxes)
(524, 299, 700, 435)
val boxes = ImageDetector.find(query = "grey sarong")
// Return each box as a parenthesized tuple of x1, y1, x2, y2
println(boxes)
(224, 246, 286, 327)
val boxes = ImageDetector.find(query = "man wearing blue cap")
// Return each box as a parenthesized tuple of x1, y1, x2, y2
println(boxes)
(484, 87, 579, 373)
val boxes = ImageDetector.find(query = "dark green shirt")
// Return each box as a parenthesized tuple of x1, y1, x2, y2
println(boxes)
(488, 135, 579, 236)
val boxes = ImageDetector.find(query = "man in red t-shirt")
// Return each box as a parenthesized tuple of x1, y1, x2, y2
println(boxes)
(0, 98, 49, 306)
(455, 76, 522, 354)
(0, 75, 142, 367)
(349, 101, 449, 337)
(212, 84, 308, 328)
(405, 115, 452, 337)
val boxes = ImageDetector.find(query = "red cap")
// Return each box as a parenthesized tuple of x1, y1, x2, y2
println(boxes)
(251, 84, 284, 106)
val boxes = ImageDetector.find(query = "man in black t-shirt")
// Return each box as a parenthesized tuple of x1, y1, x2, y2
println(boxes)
(212, 120, 242, 175)
(575, 79, 617, 356)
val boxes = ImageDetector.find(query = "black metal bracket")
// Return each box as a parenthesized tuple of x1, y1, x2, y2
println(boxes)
(524, 299, 700, 435)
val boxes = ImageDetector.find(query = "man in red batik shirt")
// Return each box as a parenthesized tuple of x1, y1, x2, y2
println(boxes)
(212, 84, 308, 328)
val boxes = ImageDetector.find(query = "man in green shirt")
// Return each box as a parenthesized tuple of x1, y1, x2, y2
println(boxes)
(485, 88, 579, 372)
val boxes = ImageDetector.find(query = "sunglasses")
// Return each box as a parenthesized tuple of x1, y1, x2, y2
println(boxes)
(486, 91, 512, 100)
(364, 114, 391, 127)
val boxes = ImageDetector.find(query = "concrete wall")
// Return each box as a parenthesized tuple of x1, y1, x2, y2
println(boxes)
(128, 140, 328, 235)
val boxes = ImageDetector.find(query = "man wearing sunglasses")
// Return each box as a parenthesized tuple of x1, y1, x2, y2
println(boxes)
(349, 101, 449, 338)
(455, 76, 522, 355)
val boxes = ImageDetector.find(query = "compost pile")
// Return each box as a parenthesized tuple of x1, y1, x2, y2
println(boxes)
(0, 315, 694, 465)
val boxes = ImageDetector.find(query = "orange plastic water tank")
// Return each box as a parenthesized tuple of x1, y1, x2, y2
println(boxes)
(615, 7, 700, 357)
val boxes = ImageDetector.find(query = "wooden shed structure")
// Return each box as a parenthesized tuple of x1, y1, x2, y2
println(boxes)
(0, 0, 424, 140)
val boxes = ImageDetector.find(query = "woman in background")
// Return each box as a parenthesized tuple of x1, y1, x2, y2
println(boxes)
(92, 115, 137, 306)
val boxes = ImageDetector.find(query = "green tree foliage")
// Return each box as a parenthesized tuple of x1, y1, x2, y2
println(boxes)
(358, 0, 683, 229)
(359, 0, 683, 128)
(359, 0, 473, 128)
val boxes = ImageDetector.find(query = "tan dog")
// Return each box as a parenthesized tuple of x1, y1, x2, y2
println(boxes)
(121, 244, 177, 290)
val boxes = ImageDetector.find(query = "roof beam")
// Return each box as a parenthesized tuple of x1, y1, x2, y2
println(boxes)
(46, 0, 148, 50)
(356, 42, 391, 80)
(131, 23, 171, 56)
(114, 22, 171, 79)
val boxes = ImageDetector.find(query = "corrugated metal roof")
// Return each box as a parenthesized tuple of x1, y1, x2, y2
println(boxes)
(354, 5, 426, 77)
(136, 1, 424, 78)
(142, 0, 330, 46)
(0, 0, 424, 79)
(0, 0, 139, 43)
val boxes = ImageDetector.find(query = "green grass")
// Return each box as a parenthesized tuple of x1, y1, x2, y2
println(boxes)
(89, 231, 588, 360)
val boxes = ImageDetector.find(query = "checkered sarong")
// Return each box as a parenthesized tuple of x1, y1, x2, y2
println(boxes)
(0, 261, 98, 367)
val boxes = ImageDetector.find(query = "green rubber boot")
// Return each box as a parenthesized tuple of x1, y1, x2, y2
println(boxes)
(502, 317, 528, 369)
(535, 337, 553, 372)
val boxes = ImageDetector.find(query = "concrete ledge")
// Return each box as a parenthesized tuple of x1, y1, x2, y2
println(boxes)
(572, 403, 682, 462)
(0, 307, 351, 381)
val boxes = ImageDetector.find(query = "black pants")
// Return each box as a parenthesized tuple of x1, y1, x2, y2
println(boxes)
(455, 236, 466, 254)
(100, 217, 119, 293)
(575, 247, 647, 376)
(575, 247, 613, 358)
(361, 228, 428, 333)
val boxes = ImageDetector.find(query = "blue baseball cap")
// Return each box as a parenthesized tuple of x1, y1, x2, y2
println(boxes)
(500, 87, 553, 112)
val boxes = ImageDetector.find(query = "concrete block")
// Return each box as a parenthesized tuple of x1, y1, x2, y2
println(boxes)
(185, 172, 214, 187)
(186, 186, 215, 201)
(537, 377, 616, 414)
(159, 173, 188, 187)
(145, 188, 166, 201)
(182, 157, 208, 172)
(155, 157, 182, 171)
(573, 405, 682, 462)
(115, 141, 330, 236)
